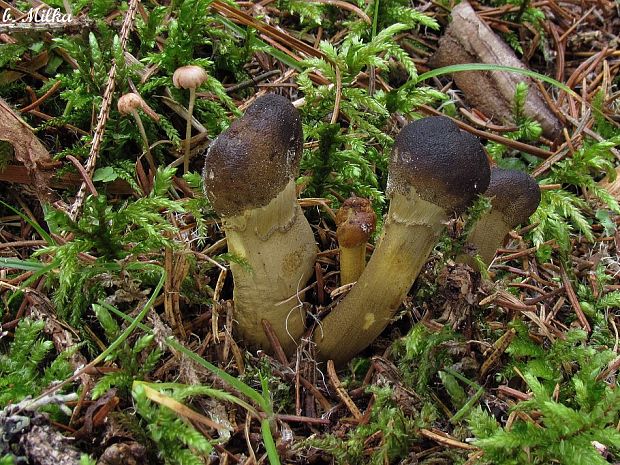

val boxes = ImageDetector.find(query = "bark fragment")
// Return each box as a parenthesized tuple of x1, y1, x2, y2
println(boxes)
(0, 97, 57, 202)
(430, 1, 562, 139)
(599, 167, 620, 201)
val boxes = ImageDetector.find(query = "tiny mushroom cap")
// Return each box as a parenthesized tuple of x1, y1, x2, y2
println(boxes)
(336, 197, 376, 248)
(485, 167, 541, 227)
(387, 116, 490, 212)
(173, 65, 208, 90)
(203, 94, 303, 217)
(117, 93, 143, 115)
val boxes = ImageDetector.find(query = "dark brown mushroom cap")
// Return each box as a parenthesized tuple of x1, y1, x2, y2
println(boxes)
(336, 197, 377, 248)
(486, 167, 541, 227)
(203, 94, 302, 216)
(387, 116, 490, 213)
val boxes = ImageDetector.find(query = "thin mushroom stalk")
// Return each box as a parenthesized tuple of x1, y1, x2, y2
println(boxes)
(314, 117, 490, 365)
(117, 93, 156, 173)
(203, 94, 317, 355)
(173, 65, 208, 174)
(458, 167, 541, 268)
(336, 197, 376, 285)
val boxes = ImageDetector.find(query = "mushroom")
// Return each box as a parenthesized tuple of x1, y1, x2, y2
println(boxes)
(173, 65, 208, 174)
(314, 116, 491, 365)
(335, 197, 376, 285)
(458, 167, 540, 268)
(203, 94, 317, 355)
(117, 93, 156, 172)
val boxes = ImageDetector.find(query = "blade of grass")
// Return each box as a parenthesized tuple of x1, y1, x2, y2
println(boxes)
(0, 257, 51, 271)
(0, 199, 55, 245)
(417, 63, 616, 126)
(262, 418, 280, 465)
(102, 300, 268, 410)
(135, 381, 258, 416)
(416, 63, 574, 94)
(16, 268, 165, 413)
(103, 301, 282, 465)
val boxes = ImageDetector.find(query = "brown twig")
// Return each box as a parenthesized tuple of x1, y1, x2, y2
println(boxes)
(262, 319, 289, 366)
(560, 264, 591, 333)
(69, 0, 139, 219)
(420, 105, 554, 159)
(65, 155, 98, 197)
(19, 80, 62, 113)
(420, 429, 479, 451)
(326, 360, 362, 420)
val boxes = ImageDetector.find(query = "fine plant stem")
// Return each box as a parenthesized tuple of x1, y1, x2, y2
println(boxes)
(132, 110, 156, 173)
(184, 87, 196, 174)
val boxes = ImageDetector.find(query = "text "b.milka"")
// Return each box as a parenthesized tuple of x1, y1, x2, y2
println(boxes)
(2, 8, 72, 23)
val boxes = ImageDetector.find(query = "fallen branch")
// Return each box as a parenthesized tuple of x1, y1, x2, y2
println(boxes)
(430, 1, 562, 139)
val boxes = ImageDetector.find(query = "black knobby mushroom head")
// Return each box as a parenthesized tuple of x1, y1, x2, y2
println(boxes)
(485, 167, 541, 227)
(388, 116, 490, 212)
(203, 94, 303, 217)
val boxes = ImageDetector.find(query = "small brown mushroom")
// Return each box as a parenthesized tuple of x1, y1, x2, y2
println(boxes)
(336, 197, 376, 285)
(314, 116, 491, 365)
(173, 65, 208, 174)
(459, 167, 541, 268)
(117, 93, 156, 172)
(203, 94, 317, 355)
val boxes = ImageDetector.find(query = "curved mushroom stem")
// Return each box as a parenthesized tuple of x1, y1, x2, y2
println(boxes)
(130, 109, 156, 173)
(315, 190, 446, 365)
(458, 210, 510, 268)
(225, 180, 316, 354)
(183, 87, 196, 174)
(314, 116, 490, 365)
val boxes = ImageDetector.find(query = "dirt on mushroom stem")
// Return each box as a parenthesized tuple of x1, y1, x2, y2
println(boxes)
(223, 179, 316, 354)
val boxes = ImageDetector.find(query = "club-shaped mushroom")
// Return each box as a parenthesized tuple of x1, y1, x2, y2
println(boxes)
(314, 116, 491, 365)
(336, 197, 376, 285)
(203, 94, 317, 355)
(459, 167, 540, 268)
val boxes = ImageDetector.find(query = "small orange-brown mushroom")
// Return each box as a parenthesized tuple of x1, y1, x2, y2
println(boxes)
(336, 197, 376, 285)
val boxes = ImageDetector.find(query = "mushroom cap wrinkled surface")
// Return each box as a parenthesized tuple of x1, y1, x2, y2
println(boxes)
(203, 94, 303, 216)
(336, 197, 377, 248)
(485, 167, 541, 227)
(387, 116, 491, 212)
(173, 65, 208, 89)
